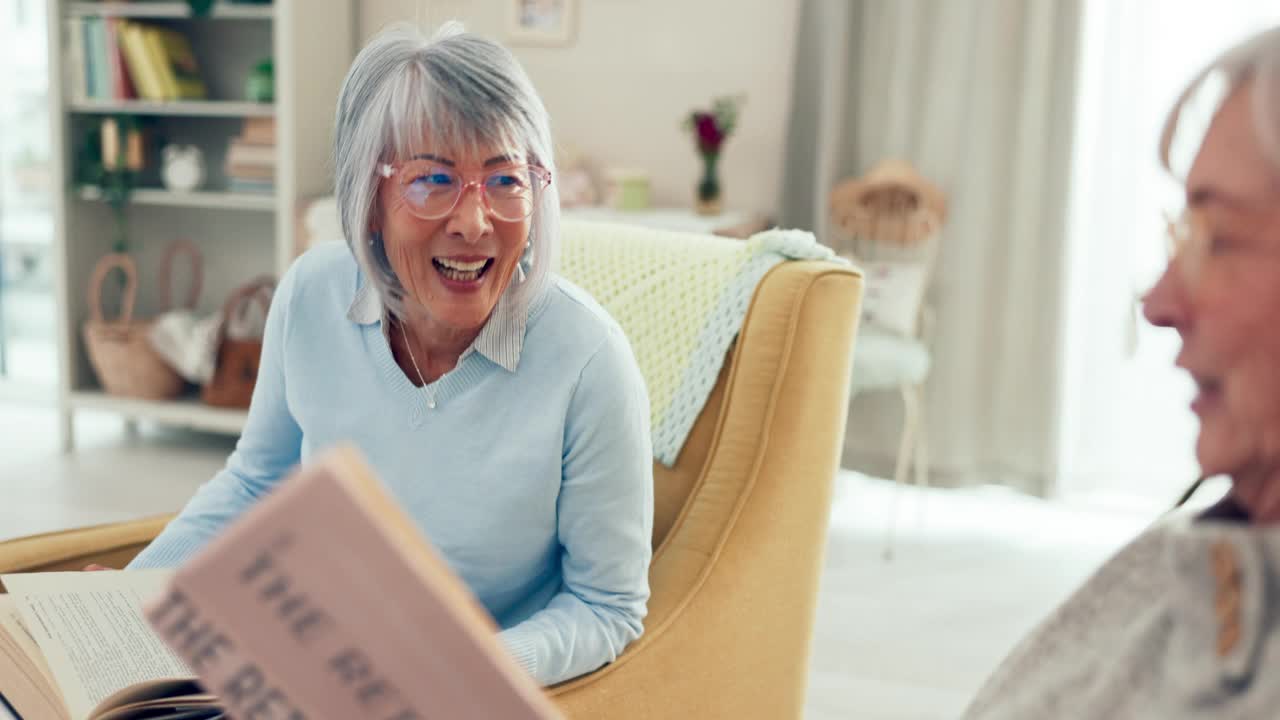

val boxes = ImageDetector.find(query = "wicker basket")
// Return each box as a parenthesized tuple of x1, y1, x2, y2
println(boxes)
(82, 243, 203, 400)
(202, 277, 275, 409)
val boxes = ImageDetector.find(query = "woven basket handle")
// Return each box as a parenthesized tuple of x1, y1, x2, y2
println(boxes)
(158, 239, 203, 312)
(87, 253, 138, 325)
(218, 276, 276, 341)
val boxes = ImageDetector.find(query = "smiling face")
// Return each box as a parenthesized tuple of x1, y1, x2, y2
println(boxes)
(374, 144, 533, 333)
(1144, 87, 1280, 503)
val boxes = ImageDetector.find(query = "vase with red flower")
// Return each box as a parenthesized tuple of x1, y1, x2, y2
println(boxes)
(685, 96, 743, 216)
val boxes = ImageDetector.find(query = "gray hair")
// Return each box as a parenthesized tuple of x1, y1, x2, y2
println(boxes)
(1160, 26, 1280, 178)
(332, 22, 559, 318)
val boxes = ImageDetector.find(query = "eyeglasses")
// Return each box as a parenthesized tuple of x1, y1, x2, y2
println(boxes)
(1161, 202, 1280, 294)
(1164, 207, 1209, 287)
(378, 160, 552, 222)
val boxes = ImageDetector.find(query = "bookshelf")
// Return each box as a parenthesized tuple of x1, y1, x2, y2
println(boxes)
(47, 0, 354, 450)
(67, 2, 277, 20)
(68, 390, 250, 434)
(69, 99, 275, 117)
(78, 186, 276, 211)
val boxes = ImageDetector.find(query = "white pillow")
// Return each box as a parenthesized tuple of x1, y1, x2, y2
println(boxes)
(858, 260, 928, 337)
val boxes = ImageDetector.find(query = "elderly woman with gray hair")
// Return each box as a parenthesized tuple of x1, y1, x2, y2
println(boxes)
(124, 23, 653, 688)
(964, 26, 1280, 719)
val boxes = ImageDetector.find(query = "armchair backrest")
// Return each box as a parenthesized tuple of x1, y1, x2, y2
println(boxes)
(557, 219, 863, 551)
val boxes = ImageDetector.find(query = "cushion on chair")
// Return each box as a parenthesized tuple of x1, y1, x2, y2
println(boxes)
(850, 323, 931, 393)
(857, 260, 928, 337)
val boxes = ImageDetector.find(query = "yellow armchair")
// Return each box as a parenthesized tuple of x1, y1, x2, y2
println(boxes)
(0, 258, 862, 719)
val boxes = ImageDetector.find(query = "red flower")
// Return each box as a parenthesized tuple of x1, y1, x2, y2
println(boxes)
(694, 113, 724, 154)
(685, 96, 743, 157)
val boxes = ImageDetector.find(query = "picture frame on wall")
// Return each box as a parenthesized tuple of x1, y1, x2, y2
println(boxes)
(505, 0, 577, 47)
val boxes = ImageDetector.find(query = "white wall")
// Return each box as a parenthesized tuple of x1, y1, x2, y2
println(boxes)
(357, 0, 799, 217)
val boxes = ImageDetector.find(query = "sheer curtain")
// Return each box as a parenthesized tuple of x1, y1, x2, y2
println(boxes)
(1057, 1, 1280, 507)
(782, 0, 1083, 495)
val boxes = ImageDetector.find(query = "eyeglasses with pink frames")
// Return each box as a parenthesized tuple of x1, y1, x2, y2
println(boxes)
(378, 160, 552, 222)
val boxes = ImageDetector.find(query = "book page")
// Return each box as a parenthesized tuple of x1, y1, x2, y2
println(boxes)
(0, 594, 67, 720)
(0, 593, 58, 692)
(91, 679, 216, 720)
(2, 571, 194, 720)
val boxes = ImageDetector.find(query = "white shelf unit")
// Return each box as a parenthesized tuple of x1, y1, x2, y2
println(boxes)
(67, 2, 276, 20)
(68, 390, 248, 434)
(68, 99, 275, 117)
(48, 0, 354, 450)
(79, 186, 276, 211)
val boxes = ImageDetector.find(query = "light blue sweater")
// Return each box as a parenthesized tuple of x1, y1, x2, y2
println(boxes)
(129, 242, 654, 687)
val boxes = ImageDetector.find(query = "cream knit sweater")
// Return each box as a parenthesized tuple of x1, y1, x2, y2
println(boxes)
(964, 498, 1280, 719)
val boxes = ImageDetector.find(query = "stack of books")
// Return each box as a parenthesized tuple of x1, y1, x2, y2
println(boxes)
(225, 118, 276, 194)
(67, 18, 206, 102)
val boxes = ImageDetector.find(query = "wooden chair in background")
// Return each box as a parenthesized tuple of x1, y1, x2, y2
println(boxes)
(830, 160, 947, 558)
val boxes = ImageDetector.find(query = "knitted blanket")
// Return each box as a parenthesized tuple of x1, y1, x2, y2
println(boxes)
(558, 220, 838, 466)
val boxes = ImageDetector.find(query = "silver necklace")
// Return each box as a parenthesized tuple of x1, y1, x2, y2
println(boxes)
(399, 319, 436, 409)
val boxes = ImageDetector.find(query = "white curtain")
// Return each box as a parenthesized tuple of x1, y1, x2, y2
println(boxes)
(1057, 1, 1280, 507)
(782, 0, 1082, 495)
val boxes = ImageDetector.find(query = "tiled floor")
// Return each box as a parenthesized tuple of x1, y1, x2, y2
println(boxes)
(805, 478, 1152, 719)
(0, 405, 1157, 719)
(0, 406, 228, 538)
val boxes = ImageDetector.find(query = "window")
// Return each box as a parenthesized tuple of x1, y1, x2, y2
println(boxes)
(0, 0, 57, 393)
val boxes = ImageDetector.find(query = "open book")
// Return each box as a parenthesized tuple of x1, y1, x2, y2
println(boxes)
(1, 444, 562, 720)
(0, 570, 219, 720)
(139, 444, 561, 719)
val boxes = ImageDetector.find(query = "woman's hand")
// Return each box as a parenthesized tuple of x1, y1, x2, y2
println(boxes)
(83, 564, 114, 571)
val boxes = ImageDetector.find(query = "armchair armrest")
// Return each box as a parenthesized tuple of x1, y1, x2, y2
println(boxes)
(0, 514, 173, 589)
(549, 261, 863, 719)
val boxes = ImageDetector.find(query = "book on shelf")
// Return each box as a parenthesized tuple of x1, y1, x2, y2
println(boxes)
(70, 19, 206, 102)
(63, 19, 87, 103)
(225, 165, 274, 184)
(241, 117, 276, 146)
(144, 444, 563, 719)
(0, 570, 217, 720)
(226, 178, 275, 195)
(225, 140, 275, 169)
(104, 18, 137, 101)
(225, 118, 277, 187)
(78, 17, 95, 99)
(118, 21, 163, 101)
(70, 17, 136, 101)
(81, 17, 107, 100)
(146, 25, 206, 100)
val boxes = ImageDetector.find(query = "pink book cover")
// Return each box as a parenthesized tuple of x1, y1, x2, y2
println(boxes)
(104, 18, 136, 100)
(144, 445, 563, 720)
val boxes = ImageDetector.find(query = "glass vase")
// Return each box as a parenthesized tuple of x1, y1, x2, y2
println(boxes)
(695, 152, 722, 215)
